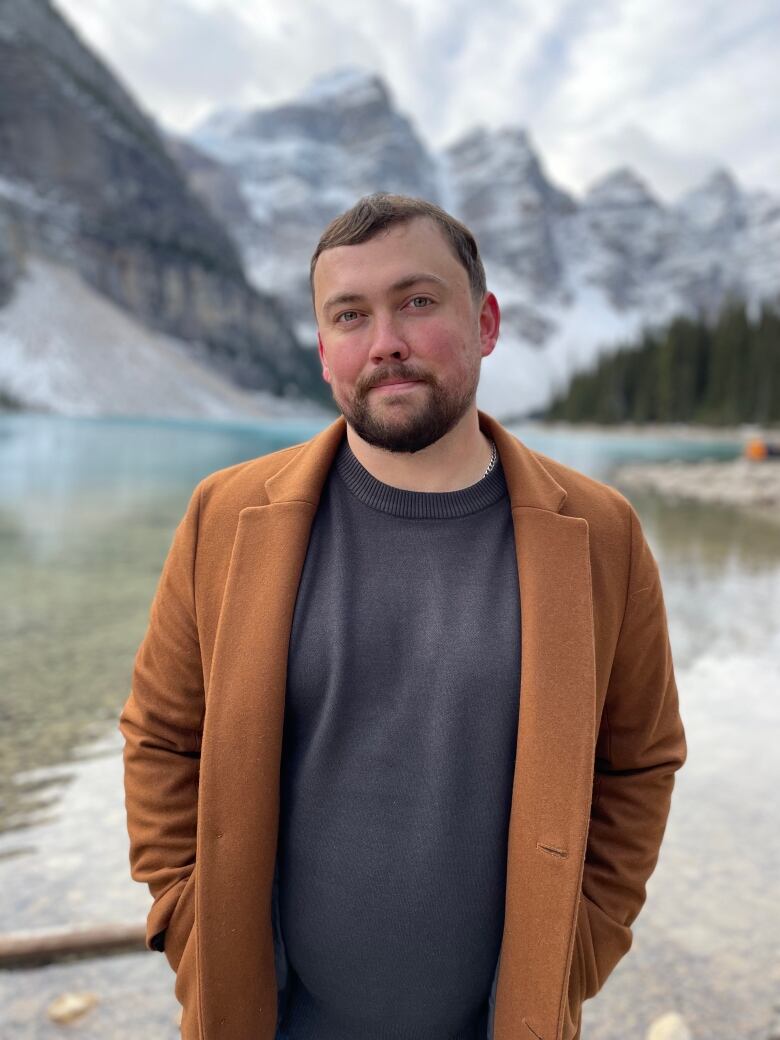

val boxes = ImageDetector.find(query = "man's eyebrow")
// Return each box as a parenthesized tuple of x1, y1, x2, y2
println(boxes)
(322, 273, 447, 314)
(390, 273, 447, 293)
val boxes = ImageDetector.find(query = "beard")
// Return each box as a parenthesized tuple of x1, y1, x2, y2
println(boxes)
(332, 361, 479, 454)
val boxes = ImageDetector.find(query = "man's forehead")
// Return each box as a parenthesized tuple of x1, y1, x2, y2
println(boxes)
(313, 218, 464, 303)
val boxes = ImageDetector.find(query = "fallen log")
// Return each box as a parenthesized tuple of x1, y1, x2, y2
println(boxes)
(0, 922, 147, 969)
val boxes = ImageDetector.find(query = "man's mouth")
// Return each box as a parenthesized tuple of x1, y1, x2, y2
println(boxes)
(369, 379, 422, 393)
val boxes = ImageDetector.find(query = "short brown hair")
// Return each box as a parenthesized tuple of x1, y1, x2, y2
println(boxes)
(310, 193, 487, 308)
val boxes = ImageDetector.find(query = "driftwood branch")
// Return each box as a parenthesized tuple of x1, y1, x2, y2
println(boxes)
(0, 923, 147, 969)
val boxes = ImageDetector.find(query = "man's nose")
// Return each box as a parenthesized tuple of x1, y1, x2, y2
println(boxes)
(368, 315, 411, 364)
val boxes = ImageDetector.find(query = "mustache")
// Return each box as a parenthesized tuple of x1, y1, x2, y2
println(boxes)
(359, 366, 433, 392)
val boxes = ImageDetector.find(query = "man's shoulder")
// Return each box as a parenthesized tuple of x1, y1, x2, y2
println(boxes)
(486, 414, 635, 534)
(520, 445, 646, 597)
(534, 447, 629, 509)
(195, 437, 313, 512)
(520, 442, 636, 545)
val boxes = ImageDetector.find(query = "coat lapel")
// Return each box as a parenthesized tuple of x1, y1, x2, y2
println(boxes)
(484, 415, 597, 1040)
(197, 418, 346, 1038)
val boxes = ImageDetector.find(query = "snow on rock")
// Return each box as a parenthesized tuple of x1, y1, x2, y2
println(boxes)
(478, 265, 644, 419)
(444, 127, 574, 295)
(583, 166, 662, 211)
(0, 0, 319, 401)
(678, 168, 746, 234)
(0, 258, 316, 421)
(299, 66, 391, 109)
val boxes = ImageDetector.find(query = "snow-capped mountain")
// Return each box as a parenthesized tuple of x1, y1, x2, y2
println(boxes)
(181, 68, 780, 418)
(0, 0, 325, 416)
(185, 68, 439, 327)
(443, 127, 575, 295)
(0, 5, 776, 423)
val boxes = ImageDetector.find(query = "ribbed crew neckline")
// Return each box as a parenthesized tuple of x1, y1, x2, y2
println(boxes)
(334, 435, 508, 519)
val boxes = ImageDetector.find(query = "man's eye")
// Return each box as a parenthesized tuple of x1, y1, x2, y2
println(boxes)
(409, 296, 432, 309)
(336, 311, 360, 323)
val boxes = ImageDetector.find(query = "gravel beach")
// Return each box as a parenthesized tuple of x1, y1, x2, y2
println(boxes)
(612, 456, 780, 526)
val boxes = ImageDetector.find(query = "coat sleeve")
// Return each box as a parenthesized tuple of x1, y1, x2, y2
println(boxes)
(574, 500, 687, 1009)
(118, 480, 205, 954)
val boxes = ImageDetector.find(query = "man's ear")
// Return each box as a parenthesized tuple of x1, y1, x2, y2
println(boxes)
(317, 332, 331, 383)
(479, 292, 501, 358)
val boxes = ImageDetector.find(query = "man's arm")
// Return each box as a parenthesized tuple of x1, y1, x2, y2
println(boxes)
(573, 500, 687, 1010)
(118, 481, 205, 962)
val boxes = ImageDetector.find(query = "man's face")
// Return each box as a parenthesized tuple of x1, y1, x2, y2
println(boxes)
(312, 217, 499, 453)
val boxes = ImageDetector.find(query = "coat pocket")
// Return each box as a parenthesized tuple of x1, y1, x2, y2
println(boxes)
(163, 867, 197, 975)
(576, 888, 632, 1000)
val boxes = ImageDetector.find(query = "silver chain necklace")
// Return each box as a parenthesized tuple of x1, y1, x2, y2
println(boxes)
(482, 439, 497, 479)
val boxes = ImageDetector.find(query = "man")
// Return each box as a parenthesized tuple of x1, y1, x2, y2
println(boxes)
(120, 193, 686, 1040)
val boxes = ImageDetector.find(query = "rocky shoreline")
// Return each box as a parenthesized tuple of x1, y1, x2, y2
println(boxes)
(612, 455, 780, 526)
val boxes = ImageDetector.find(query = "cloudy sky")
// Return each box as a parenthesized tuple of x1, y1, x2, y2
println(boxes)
(56, 0, 778, 201)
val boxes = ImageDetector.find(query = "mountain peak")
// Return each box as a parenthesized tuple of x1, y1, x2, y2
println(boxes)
(447, 124, 537, 159)
(300, 66, 391, 109)
(192, 68, 394, 144)
(679, 166, 745, 232)
(584, 166, 661, 209)
(192, 105, 250, 141)
(444, 124, 574, 231)
(701, 166, 739, 191)
(682, 166, 741, 205)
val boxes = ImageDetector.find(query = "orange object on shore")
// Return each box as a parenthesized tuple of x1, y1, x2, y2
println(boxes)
(745, 437, 780, 460)
(745, 438, 769, 460)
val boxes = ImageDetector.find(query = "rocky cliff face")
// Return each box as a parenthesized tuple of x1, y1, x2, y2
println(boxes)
(0, 206, 25, 307)
(572, 168, 671, 309)
(443, 127, 575, 295)
(0, 0, 323, 400)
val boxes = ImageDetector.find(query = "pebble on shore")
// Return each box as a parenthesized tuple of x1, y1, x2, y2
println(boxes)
(612, 457, 780, 525)
(646, 1012, 692, 1040)
(47, 991, 98, 1023)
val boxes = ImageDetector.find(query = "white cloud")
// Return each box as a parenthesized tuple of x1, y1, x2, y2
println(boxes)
(533, 0, 780, 195)
(53, 0, 780, 199)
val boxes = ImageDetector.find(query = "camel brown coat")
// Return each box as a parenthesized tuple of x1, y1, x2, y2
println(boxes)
(119, 410, 686, 1040)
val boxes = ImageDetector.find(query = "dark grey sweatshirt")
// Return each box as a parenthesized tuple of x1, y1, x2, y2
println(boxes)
(277, 435, 521, 1040)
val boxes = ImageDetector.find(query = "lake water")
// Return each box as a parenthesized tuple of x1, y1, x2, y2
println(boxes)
(1, 412, 778, 1039)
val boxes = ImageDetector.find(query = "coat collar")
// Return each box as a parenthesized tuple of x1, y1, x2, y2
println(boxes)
(264, 410, 568, 515)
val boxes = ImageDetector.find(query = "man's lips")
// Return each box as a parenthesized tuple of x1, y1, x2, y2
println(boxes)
(369, 379, 423, 393)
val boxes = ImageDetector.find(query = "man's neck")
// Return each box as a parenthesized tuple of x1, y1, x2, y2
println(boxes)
(344, 412, 494, 493)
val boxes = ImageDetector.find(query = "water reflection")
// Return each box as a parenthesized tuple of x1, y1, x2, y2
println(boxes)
(614, 486, 780, 572)
(0, 413, 326, 833)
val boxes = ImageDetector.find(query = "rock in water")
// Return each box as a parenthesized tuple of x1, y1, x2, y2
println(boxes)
(47, 991, 99, 1023)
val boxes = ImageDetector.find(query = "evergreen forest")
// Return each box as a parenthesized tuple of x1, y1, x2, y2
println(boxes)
(544, 302, 780, 426)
